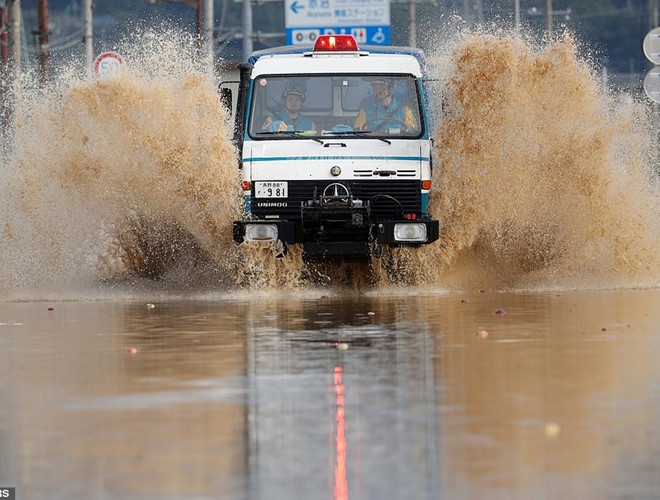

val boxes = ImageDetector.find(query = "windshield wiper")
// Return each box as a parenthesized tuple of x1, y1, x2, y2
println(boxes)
(325, 129, 391, 144)
(255, 130, 324, 144)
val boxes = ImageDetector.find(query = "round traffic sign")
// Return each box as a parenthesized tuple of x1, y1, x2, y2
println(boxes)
(93, 51, 124, 77)
(643, 27, 660, 65)
(643, 66, 660, 103)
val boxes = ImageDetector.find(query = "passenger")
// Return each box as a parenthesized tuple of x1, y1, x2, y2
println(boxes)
(262, 86, 316, 132)
(354, 79, 416, 132)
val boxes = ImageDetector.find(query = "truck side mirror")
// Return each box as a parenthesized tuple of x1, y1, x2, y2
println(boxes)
(219, 85, 233, 115)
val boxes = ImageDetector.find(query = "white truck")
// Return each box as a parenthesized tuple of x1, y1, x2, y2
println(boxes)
(223, 35, 439, 260)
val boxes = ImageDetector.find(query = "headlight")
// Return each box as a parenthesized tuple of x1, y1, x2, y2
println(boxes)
(245, 224, 278, 242)
(393, 223, 427, 242)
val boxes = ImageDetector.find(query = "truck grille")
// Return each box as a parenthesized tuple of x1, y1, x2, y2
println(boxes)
(251, 180, 422, 219)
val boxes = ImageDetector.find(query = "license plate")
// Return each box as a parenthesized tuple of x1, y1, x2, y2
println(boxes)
(255, 181, 288, 198)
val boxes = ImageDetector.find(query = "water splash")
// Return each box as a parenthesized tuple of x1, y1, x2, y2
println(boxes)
(0, 28, 657, 296)
(0, 27, 242, 297)
(412, 31, 660, 290)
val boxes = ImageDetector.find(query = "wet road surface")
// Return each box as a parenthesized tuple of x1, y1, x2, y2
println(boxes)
(1, 289, 659, 499)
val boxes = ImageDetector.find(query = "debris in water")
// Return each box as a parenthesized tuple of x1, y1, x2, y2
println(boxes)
(544, 422, 561, 438)
(47, 307, 55, 311)
(146, 303, 155, 309)
(474, 327, 489, 339)
(494, 309, 506, 316)
(367, 311, 376, 316)
(337, 343, 349, 351)
(126, 347, 139, 354)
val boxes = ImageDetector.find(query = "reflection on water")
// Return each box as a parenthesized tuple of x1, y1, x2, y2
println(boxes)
(0, 290, 659, 498)
(244, 297, 440, 500)
(334, 366, 348, 500)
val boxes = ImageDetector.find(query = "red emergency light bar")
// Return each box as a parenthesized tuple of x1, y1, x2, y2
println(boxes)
(313, 35, 359, 52)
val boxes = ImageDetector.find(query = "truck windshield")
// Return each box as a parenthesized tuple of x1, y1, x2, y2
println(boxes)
(248, 75, 423, 139)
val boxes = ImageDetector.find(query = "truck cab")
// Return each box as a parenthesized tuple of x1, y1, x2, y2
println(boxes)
(229, 35, 439, 260)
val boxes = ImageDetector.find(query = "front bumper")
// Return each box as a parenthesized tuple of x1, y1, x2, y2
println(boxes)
(233, 218, 439, 259)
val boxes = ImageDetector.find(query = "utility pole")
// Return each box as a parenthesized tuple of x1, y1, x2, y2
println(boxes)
(475, 0, 483, 24)
(9, 0, 20, 69)
(408, 0, 416, 47)
(34, 0, 49, 83)
(83, 0, 92, 75)
(2, 0, 20, 138)
(1, 2, 8, 137)
(462, 0, 470, 24)
(146, 0, 214, 72)
(527, 3, 570, 37)
(146, 0, 202, 34)
(462, 0, 483, 26)
(203, 0, 213, 74)
(242, 0, 252, 61)
(1, 3, 8, 68)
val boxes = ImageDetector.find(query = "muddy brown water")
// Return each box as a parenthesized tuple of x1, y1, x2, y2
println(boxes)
(1, 289, 658, 499)
(1, 26, 659, 500)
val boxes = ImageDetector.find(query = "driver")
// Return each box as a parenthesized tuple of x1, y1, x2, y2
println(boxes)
(262, 86, 316, 132)
(354, 79, 416, 132)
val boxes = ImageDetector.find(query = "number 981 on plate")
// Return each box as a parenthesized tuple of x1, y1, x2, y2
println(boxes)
(255, 181, 288, 198)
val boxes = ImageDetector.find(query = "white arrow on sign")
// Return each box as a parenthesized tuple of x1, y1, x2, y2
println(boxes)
(290, 0, 304, 14)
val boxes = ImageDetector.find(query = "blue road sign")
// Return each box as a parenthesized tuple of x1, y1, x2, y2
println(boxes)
(285, 0, 391, 46)
(286, 26, 390, 46)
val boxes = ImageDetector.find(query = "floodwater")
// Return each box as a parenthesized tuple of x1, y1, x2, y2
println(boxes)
(0, 289, 659, 499)
(1, 25, 659, 500)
